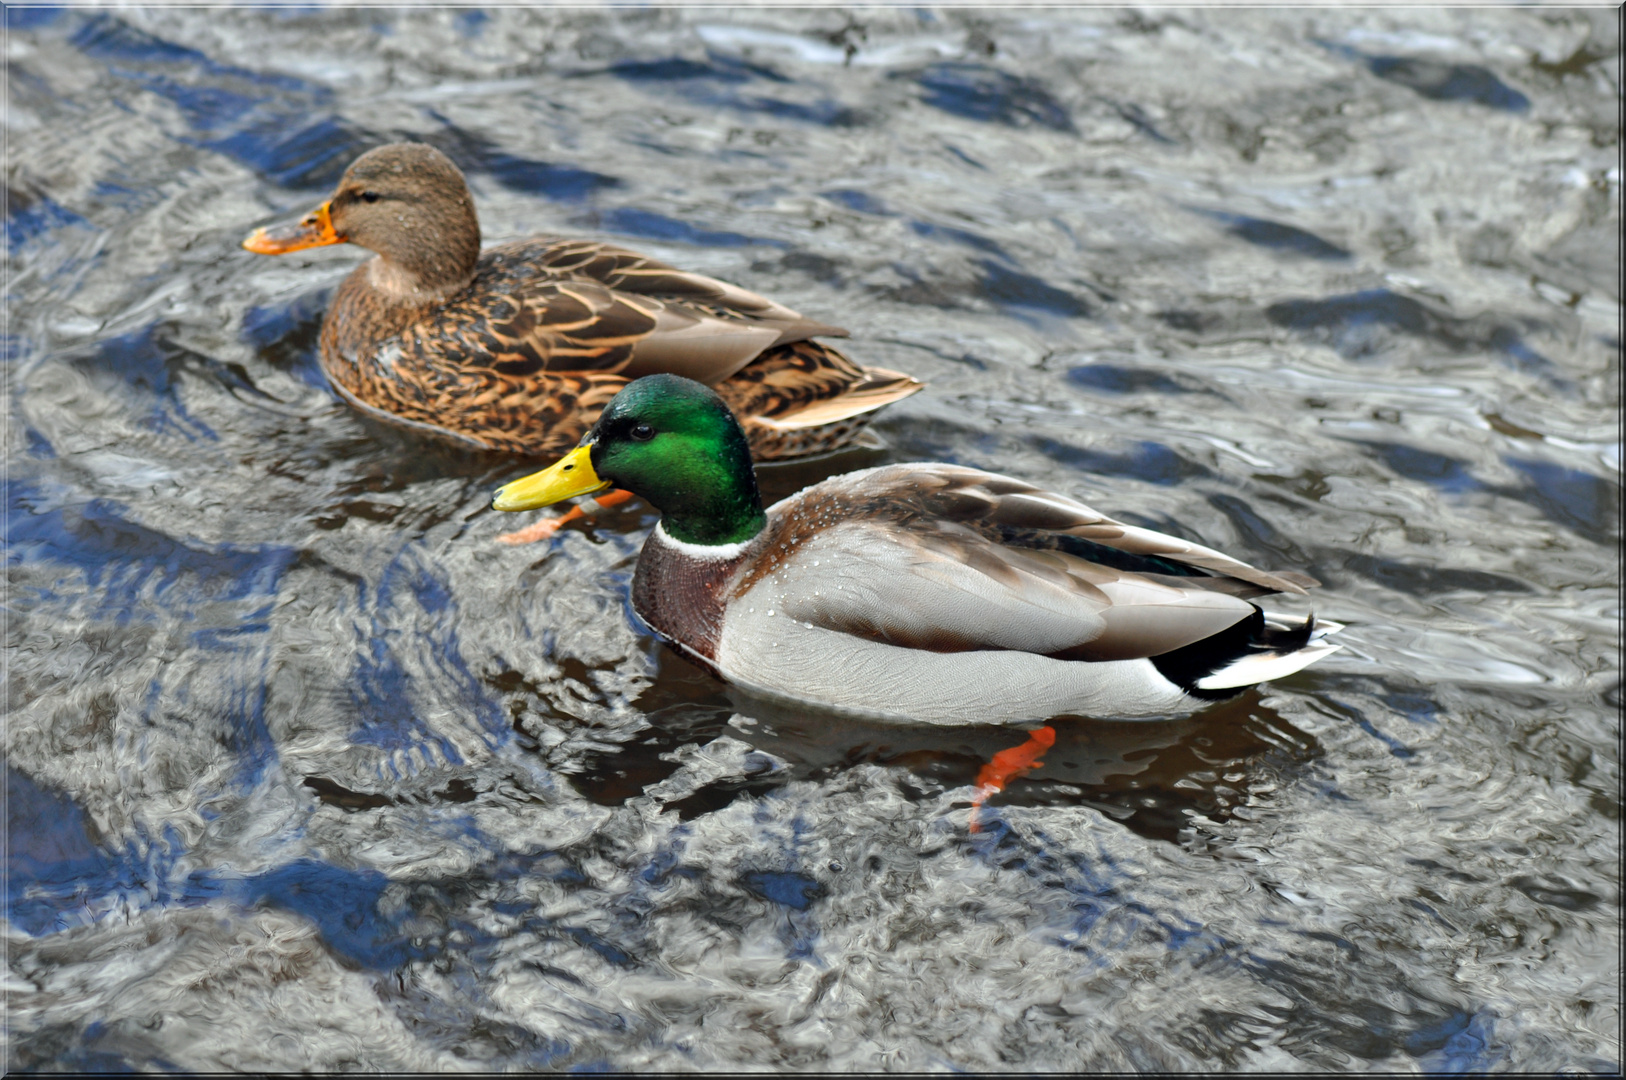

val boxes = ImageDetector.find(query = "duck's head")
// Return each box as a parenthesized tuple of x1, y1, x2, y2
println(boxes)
(242, 142, 481, 299)
(493, 374, 768, 547)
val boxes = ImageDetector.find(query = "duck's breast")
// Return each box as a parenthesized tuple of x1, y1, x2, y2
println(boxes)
(631, 526, 754, 671)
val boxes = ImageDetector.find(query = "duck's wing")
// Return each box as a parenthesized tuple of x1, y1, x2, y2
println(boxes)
(528, 240, 840, 337)
(468, 239, 846, 386)
(868, 463, 1319, 595)
(759, 463, 1318, 662)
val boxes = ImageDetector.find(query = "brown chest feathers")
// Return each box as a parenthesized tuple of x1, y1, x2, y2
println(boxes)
(631, 534, 753, 668)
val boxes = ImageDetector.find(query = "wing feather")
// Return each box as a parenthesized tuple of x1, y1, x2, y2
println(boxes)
(447, 238, 848, 382)
(768, 522, 1257, 660)
(826, 463, 1318, 596)
(753, 462, 1323, 662)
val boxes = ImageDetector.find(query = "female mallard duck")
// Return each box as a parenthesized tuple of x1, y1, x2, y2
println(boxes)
(241, 142, 922, 459)
(492, 375, 1342, 725)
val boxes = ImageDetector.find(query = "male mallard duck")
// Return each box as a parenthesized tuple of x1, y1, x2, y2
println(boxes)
(492, 375, 1342, 725)
(241, 142, 922, 459)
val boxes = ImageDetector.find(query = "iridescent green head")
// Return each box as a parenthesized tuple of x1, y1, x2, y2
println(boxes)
(492, 374, 767, 546)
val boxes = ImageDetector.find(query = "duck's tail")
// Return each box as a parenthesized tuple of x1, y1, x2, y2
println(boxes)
(1152, 609, 1343, 700)
(754, 365, 925, 430)
(721, 340, 924, 461)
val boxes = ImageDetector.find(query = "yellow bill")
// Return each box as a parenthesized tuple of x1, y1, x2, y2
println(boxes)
(492, 445, 610, 511)
(242, 201, 343, 255)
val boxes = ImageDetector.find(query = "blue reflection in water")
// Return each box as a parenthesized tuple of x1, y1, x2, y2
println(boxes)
(1314, 39, 1531, 113)
(6, 483, 295, 618)
(1035, 436, 1211, 487)
(1341, 438, 1618, 543)
(5, 805, 425, 971)
(1352, 440, 1482, 495)
(1366, 56, 1531, 113)
(978, 260, 1090, 318)
(1504, 457, 1620, 541)
(241, 292, 330, 386)
(67, 325, 225, 440)
(1320, 696, 1414, 759)
(1266, 289, 1560, 383)
(1382, 691, 1441, 724)
(5, 6, 65, 29)
(210, 116, 381, 190)
(907, 62, 1075, 133)
(607, 55, 778, 85)
(598, 207, 787, 250)
(479, 151, 621, 202)
(425, 116, 623, 202)
(910, 219, 1009, 259)
(7, 483, 293, 784)
(1409, 1010, 1509, 1072)
(69, 13, 223, 68)
(598, 52, 870, 129)
(71, 13, 319, 122)
(821, 188, 892, 216)
(7, 761, 555, 973)
(242, 860, 430, 969)
(1067, 365, 1198, 396)
(322, 547, 511, 785)
(5, 190, 89, 250)
(23, 427, 56, 459)
(6, 768, 118, 936)
(1191, 209, 1351, 261)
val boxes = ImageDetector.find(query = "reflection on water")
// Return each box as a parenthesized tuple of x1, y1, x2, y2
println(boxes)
(4, 6, 1620, 1073)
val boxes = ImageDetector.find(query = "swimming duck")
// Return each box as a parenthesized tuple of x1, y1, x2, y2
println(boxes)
(241, 142, 922, 460)
(492, 375, 1342, 725)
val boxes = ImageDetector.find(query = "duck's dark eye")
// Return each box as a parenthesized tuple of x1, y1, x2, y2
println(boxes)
(630, 423, 655, 442)
(359, 191, 381, 204)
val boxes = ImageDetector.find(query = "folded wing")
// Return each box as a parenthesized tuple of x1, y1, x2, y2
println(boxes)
(474, 239, 848, 386)
(763, 463, 1320, 663)
(862, 463, 1318, 595)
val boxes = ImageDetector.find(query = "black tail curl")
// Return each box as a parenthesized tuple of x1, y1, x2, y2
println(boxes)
(1150, 607, 1317, 701)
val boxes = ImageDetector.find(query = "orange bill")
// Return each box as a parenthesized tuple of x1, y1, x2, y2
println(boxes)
(241, 201, 342, 255)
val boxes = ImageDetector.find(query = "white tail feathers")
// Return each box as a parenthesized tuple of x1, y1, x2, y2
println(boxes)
(755, 368, 924, 429)
(1195, 613, 1344, 691)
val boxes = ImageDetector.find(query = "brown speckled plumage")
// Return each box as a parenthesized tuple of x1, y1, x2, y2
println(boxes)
(260, 144, 923, 459)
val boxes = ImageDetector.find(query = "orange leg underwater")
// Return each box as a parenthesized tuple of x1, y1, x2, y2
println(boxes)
(968, 725, 1056, 833)
(496, 489, 636, 545)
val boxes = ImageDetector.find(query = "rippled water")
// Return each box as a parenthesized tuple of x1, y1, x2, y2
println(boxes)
(4, 6, 1620, 1072)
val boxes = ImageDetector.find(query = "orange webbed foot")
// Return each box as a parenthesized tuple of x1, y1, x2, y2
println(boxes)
(495, 489, 635, 545)
(968, 725, 1056, 833)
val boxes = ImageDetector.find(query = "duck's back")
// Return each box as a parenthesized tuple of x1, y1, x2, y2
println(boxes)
(317, 237, 867, 455)
(327, 238, 840, 379)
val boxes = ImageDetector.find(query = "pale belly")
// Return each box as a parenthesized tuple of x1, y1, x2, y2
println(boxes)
(711, 607, 1196, 725)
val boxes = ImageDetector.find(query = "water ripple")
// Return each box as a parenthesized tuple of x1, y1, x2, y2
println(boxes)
(4, 6, 1618, 1074)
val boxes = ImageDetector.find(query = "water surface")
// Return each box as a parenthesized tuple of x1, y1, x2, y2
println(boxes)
(4, 6, 1620, 1072)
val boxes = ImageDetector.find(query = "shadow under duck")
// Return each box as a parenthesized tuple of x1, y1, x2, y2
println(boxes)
(242, 142, 922, 459)
(493, 375, 1343, 725)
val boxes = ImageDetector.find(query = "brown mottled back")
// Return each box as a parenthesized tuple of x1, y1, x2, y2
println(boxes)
(316, 236, 920, 458)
